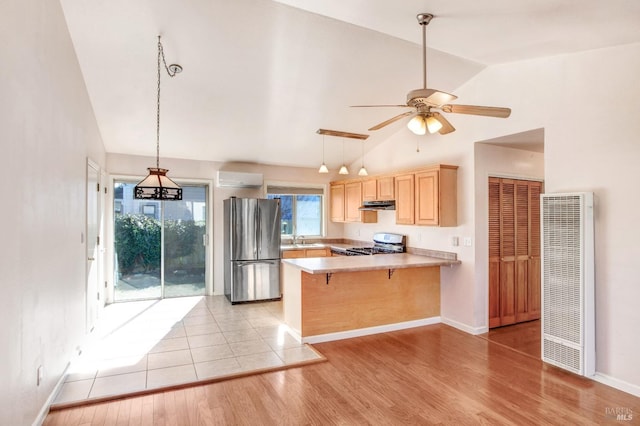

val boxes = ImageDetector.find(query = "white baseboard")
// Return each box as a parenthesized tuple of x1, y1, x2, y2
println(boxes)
(441, 317, 488, 335)
(303, 317, 441, 344)
(32, 362, 70, 426)
(593, 372, 640, 398)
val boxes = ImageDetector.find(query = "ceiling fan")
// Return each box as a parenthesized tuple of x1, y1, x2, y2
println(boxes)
(353, 13, 511, 135)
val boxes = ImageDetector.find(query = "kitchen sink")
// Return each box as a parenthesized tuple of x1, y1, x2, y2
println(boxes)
(281, 243, 325, 250)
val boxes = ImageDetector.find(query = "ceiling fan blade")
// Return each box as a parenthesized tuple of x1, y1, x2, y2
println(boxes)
(351, 104, 409, 108)
(441, 104, 511, 118)
(431, 112, 455, 135)
(369, 111, 414, 131)
(424, 89, 457, 106)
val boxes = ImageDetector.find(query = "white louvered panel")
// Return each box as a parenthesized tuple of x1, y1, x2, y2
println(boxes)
(541, 193, 594, 376)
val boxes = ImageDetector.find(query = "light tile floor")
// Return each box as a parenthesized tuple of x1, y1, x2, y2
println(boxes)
(54, 296, 322, 405)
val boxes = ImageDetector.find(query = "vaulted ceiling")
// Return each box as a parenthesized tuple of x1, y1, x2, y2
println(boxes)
(59, 0, 640, 169)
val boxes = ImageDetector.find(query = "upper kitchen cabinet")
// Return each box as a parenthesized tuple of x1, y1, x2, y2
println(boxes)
(330, 164, 456, 226)
(362, 179, 377, 202)
(395, 165, 457, 227)
(330, 181, 376, 223)
(394, 173, 415, 225)
(362, 177, 394, 201)
(330, 184, 345, 222)
(414, 165, 458, 227)
(377, 176, 395, 200)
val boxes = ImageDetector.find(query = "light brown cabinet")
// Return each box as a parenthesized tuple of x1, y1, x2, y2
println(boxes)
(330, 184, 345, 222)
(282, 247, 331, 258)
(330, 164, 456, 226)
(330, 181, 376, 223)
(345, 182, 363, 222)
(377, 176, 394, 200)
(362, 179, 377, 202)
(488, 177, 542, 328)
(414, 166, 457, 227)
(394, 174, 415, 225)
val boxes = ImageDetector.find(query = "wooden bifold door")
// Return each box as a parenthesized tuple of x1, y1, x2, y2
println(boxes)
(488, 177, 542, 328)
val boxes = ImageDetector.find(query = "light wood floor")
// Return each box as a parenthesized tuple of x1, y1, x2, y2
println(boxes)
(480, 319, 541, 359)
(44, 324, 639, 425)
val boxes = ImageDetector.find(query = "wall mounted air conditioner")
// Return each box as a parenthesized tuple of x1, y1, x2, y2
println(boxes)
(216, 171, 263, 188)
(541, 192, 595, 376)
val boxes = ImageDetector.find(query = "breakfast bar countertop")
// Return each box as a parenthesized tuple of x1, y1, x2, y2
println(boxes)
(281, 253, 460, 274)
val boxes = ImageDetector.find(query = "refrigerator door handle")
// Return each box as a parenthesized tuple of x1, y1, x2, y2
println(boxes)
(236, 259, 278, 266)
(256, 204, 261, 258)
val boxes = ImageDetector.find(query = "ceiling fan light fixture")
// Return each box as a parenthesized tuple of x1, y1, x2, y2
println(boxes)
(426, 115, 443, 133)
(407, 115, 427, 135)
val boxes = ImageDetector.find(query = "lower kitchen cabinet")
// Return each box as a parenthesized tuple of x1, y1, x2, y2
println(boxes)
(282, 247, 331, 258)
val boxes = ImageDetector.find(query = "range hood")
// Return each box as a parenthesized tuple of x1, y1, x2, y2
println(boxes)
(358, 200, 396, 211)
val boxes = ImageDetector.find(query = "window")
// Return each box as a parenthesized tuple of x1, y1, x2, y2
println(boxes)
(267, 185, 324, 237)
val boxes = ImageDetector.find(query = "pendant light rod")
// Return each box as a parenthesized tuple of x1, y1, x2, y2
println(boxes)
(134, 36, 183, 200)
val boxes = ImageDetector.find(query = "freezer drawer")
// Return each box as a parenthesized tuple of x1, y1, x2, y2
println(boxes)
(226, 259, 281, 303)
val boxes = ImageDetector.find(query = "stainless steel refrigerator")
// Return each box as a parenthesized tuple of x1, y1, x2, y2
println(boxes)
(223, 197, 281, 304)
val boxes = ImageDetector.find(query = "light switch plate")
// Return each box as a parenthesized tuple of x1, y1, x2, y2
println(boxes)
(463, 237, 472, 247)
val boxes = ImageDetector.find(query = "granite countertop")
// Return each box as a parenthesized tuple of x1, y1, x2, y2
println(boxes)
(281, 253, 460, 274)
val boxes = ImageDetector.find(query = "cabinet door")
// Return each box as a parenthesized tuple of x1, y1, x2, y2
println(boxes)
(330, 184, 345, 222)
(362, 179, 377, 202)
(305, 248, 330, 257)
(377, 176, 394, 200)
(282, 250, 305, 259)
(345, 182, 362, 222)
(415, 170, 439, 225)
(394, 174, 415, 225)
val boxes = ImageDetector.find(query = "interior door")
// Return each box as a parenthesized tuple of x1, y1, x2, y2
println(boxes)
(488, 177, 542, 328)
(86, 160, 100, 332)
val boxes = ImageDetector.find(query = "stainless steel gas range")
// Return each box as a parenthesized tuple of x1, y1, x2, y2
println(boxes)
(331, 232, 406, 256)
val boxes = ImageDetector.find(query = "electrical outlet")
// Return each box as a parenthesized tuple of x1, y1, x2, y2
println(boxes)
(463, 237, 472, 247)
(37, 365, 43, 386)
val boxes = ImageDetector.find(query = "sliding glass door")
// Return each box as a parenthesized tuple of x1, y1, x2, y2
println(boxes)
(163, 186, 207, 297)
(113, 181, 208, 302)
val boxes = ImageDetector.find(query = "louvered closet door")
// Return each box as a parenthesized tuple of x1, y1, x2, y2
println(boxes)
(488, 178, 542, 328)
(488, 178, 502, 328)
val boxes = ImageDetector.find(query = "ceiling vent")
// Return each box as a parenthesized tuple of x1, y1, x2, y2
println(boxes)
(216, 171, 264, 188)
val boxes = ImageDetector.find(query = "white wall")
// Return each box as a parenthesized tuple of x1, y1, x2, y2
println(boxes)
(0, 0, 106, 424)
(106, 154, 340, 296)
(349, 42, 640, 391)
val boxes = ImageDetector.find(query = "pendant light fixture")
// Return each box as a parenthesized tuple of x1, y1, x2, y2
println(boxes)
(134, 36, 183, 201)
(318, 134, 329, 173)
(315, 129, 369, 175)
(338, 138, 349, 175)
(358, 140, 368, 176)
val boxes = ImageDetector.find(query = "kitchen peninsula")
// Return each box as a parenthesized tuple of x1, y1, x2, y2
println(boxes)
(281, 253, 459, 343)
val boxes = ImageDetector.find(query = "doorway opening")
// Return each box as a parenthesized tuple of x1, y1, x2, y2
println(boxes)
(113, 181, 208, 302)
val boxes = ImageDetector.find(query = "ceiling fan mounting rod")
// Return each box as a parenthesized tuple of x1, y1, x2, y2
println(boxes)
(417, 13, 434, 89)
